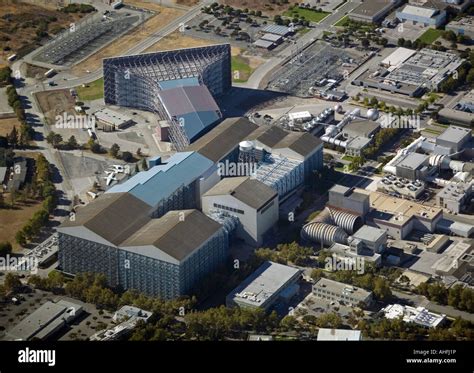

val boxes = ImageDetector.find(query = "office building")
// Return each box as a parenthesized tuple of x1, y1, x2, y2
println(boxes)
(226, 261, 302, 311)
(312, 278, 374, 307)
(352, 225, 388, 253)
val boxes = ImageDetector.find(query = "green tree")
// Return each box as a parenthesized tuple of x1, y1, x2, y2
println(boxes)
(109, 143, 120, 158)
(0, 241, 12, 257)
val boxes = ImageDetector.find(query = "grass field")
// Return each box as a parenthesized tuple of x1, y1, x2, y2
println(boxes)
(232, 55, 253, 83)
(284, 7, 330, 23)
(76, 77, 104, 101)
(417, 28, 443, 44)
(334, 15, 349, 27)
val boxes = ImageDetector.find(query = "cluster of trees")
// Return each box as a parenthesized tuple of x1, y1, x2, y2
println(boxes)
(438, 62, 473, 93)
(0, 241, 12, 257)
(109, 143, 133, 162)
(442, 30, 471, 46)
(61, 4, 95, 13)
(254, 242, 313, 266)
(363, 127, 400, 160)
(27, 271, 65, 293)
(416, 282, 474, 313)
(46, 131, 79, 150)
(0, 66, 12, 87)
(397, 37, 427, 50)
(6, 86, 33, 146)
(15, 155, 57, 246)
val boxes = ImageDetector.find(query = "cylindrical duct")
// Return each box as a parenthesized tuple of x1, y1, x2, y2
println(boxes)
(301, 222, 348, 246)
(328, 208, 363, 234)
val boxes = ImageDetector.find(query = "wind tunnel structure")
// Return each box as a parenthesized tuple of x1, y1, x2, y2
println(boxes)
(103, 44, 232, 150)
(301, 207, 363, 246)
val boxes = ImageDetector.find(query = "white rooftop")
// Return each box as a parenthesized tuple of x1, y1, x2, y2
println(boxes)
(382, 304, 445, 328)
(317, 328, 362, 341)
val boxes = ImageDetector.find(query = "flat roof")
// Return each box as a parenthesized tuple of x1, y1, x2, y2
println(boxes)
(447, 16, 474, 32)
(370, 192, 442, 223)
(228, 261, 301, 308)
(317, 328, 362, 341)
(351, 0, 394, 17)
(253, 39, 274, 49)
(381, 47, 417, 70)
(260, 33, 282, 42)
(399, 5, 438, 18)
(261, 24, 291, 36)
(395, 152, 429, 170)
(343, 119, 380, 137)
(437, 125, 471, 144)
(347, 136, 372, 150)
(203, 176, 277, 210)
(353, 225, 387, 242)
(313, 277, 372, 301)
(94, 108, 133, 126)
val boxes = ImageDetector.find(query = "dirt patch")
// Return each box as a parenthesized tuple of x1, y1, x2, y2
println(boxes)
(0, 117, 21, 137)
(0, 1, 84, 63)
(174, 0, 199, 6)
(144, 31, 218, 53)
(24, 63, 48, 80)
(220, 0, 297, 16)
(35, 89, 76, 125)
(71, 4, 185, 76)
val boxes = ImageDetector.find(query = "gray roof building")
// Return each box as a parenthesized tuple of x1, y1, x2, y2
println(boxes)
(342, 119, 380, 139)
(349, 0, 402, 23)
(312, 277, 373, 306)
(227, 261, 301, 310)
(203, 177, 277, 210)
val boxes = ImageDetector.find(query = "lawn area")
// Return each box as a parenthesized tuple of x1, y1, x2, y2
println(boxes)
(76, 77, 104, 101)
(284, 7, 330, 23)
(342, 155, 354, 162)
(231, 55, 253, 83)
(417, 28, 443, 44)
(334, 15, 349, 27)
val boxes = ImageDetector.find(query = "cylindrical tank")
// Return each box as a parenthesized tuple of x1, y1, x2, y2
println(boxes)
(301, 222, 348, 246)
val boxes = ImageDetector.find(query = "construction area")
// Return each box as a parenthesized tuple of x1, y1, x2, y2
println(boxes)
(32, 11, 147, 66)
(267, 41, 367, 97)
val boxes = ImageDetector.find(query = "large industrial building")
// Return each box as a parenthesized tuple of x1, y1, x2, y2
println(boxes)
(188, 117, 324, 201)
(349, 0, 402, 23)
(103, 44, 231, 149)
(59, 207, 228, 299)
(353, 48, 465, 97)
(226, 261, 302, 311)
(396, 4, 447, 27)
(202, 177, 279, 246)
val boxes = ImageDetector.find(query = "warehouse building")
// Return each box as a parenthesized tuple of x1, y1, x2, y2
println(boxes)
(106, 151, 218, 215)
(353, 48, 465, 97)
(396, 5, 447, 27)
(6, 300, 83, 341)
(349, 0, 403, 23)
(393, 152, 430, 181)
(202, 177, 279, 246)
(435, 125, 472, 153)
(226, 261, 302, 311)
(59, 208, 228, 299)
(312, 278, 373, 308)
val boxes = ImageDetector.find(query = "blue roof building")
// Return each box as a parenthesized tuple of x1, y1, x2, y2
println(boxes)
(106, 151, 215, 216)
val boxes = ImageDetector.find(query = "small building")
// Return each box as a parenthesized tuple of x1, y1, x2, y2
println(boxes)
(113, 305, 153, 323)
(446, 16, 474, 39)
(436, 181, 472, 214)
(94, 108, 134, 131)
(435, 125, 472, 153)
(381, 304, 445, 328)
(226, 261, 302, 311)
(260, 33, 283, 44)
(396, 5, 447, 28)
(261, 24, 292, 36)
(5, 300, 83, 341)
(394, 152, 430, 181)
(352, 225, 388, 253)
(349, 0, 402, 23)
(317, 328, 362, 341)
(342, 119, 380, 139)
(329, 241, 382, 268)
(345, 136, 372, 157)
(312, 278, 374, 307)
(202, 177, 279, 246)
(328, 185, 370, 217)
(253, 39, 275, 50)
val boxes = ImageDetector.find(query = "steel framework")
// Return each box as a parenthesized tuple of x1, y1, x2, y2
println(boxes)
(103, 44, 231, 150)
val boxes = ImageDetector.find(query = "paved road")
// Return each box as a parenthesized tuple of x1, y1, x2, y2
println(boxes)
(240, 0, 360, 89)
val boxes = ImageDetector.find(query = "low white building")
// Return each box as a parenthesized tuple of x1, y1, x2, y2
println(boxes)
(381, 304, 445, 328)
(202, 176, 279, 246)
(317, 328, 362, 341)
